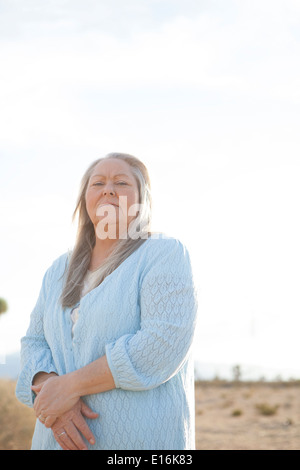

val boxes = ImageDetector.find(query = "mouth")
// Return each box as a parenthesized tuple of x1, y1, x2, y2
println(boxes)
(97, 202, 119, 208)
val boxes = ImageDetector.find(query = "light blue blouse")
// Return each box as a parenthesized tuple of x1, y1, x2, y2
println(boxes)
(15, 234, 198, 450)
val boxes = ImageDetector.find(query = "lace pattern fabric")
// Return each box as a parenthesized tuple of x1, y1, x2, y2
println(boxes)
(70, 268, 103, 336)
(15, 234, 198, 450)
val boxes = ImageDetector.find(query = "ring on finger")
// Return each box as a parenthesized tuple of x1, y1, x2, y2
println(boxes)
(57, 431, 66, 437)
(39, 414, 46, 423)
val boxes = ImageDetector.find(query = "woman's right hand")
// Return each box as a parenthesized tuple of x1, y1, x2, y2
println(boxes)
(51, 399, 98, 450)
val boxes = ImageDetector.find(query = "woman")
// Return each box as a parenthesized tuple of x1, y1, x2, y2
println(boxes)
(16, 153, 198, 450)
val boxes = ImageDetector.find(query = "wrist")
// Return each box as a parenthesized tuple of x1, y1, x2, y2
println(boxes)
(66, 355, 115, 398)
(65, 370, 82, 399)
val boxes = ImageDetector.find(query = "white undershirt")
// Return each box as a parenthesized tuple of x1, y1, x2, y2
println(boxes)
(70, 268, 102, 336)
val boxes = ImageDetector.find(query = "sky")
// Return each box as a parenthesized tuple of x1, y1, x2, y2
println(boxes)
(1, 0, 300, 380)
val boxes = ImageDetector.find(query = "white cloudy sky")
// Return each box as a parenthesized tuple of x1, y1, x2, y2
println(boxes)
(1, 0, 300, 379)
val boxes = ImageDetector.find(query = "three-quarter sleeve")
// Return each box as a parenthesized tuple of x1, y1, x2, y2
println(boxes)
(105, 239, 198, 391)
(15, 267, 58, 407)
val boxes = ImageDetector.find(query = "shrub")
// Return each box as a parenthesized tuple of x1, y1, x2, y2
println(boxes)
(255, 403, 279, 416)
(0, 298, 8, 315)
(231, 409, 243, 417)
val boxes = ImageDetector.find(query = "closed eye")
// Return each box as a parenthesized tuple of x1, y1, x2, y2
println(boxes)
(93, 181, 128, 186)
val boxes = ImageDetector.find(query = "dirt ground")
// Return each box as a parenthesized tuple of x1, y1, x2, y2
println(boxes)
(1, 379, 299, 450)
(195, 381, 300, 450)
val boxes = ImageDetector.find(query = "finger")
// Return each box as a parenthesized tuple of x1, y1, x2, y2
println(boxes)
(55, 437, 70, 451)
(38, 414, 47, 424)
(81, 401, 99, 419)
(44, 415, 57, 428)
(72, 414, 96, 446)
(55, 431, 79, 451)
(64, 421, 88, 450)
(31, 383, 43, 393)
(53, 431, 69, 451)
(32, 394, 42, 416)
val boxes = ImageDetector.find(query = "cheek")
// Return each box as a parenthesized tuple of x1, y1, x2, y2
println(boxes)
(126, 190, 140, 220)
(127, 187, 140, 207)
(85, 190, 98, 217)
(85, 194, 91, 213)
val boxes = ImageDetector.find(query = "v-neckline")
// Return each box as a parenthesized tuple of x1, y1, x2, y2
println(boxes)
(79, 236, 152, 305)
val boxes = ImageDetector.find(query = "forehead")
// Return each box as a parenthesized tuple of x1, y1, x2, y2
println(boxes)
(90, 158, 134, 178)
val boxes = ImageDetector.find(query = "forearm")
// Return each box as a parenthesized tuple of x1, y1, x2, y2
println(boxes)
(31, 355, 115, 425)
(68, 355, 116, 398)
(32, 371, 58, 386)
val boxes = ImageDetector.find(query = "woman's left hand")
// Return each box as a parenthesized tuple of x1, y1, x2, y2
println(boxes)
(32, 374, 80, 428)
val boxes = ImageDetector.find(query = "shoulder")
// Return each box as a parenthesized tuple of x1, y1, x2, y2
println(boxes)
(43, 251, 70, 282)
(144, 232, 190, 259)
(50, 251, 70, 271)
(140, 233, 192, 276)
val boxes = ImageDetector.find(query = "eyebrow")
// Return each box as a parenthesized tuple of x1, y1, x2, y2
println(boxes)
(90, 173, 130, 179)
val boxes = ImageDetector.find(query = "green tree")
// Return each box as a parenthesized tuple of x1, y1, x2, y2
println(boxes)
(0, 298, 8, 316)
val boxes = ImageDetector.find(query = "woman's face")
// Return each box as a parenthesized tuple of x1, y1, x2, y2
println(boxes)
(85, 158, 140, 238)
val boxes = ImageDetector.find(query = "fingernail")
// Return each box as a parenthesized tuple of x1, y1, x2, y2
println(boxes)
(89, 438, 95, 445)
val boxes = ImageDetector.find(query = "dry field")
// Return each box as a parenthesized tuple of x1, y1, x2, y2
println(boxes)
(0, 378, 299, 450)
(0, 379, 36, 450)
(195, 380, 300, 450)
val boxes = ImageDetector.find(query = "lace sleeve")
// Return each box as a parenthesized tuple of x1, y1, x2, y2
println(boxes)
(15, 266, 58, 407)
(105, 239, 198, 391)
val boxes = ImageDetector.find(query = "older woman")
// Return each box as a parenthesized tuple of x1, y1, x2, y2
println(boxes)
(16, 153, 198, 450)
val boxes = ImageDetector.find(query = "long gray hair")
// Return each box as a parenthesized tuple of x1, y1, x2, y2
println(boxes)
(60, 152, 152, 308)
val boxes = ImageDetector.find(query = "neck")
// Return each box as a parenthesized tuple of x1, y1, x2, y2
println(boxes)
(94, 236, 119, 253)
(89, 235, 120, 271)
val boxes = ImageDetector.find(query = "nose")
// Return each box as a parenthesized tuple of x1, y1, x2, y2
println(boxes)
(103, 189, 115, 195)
(103, 183, 115, 196)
